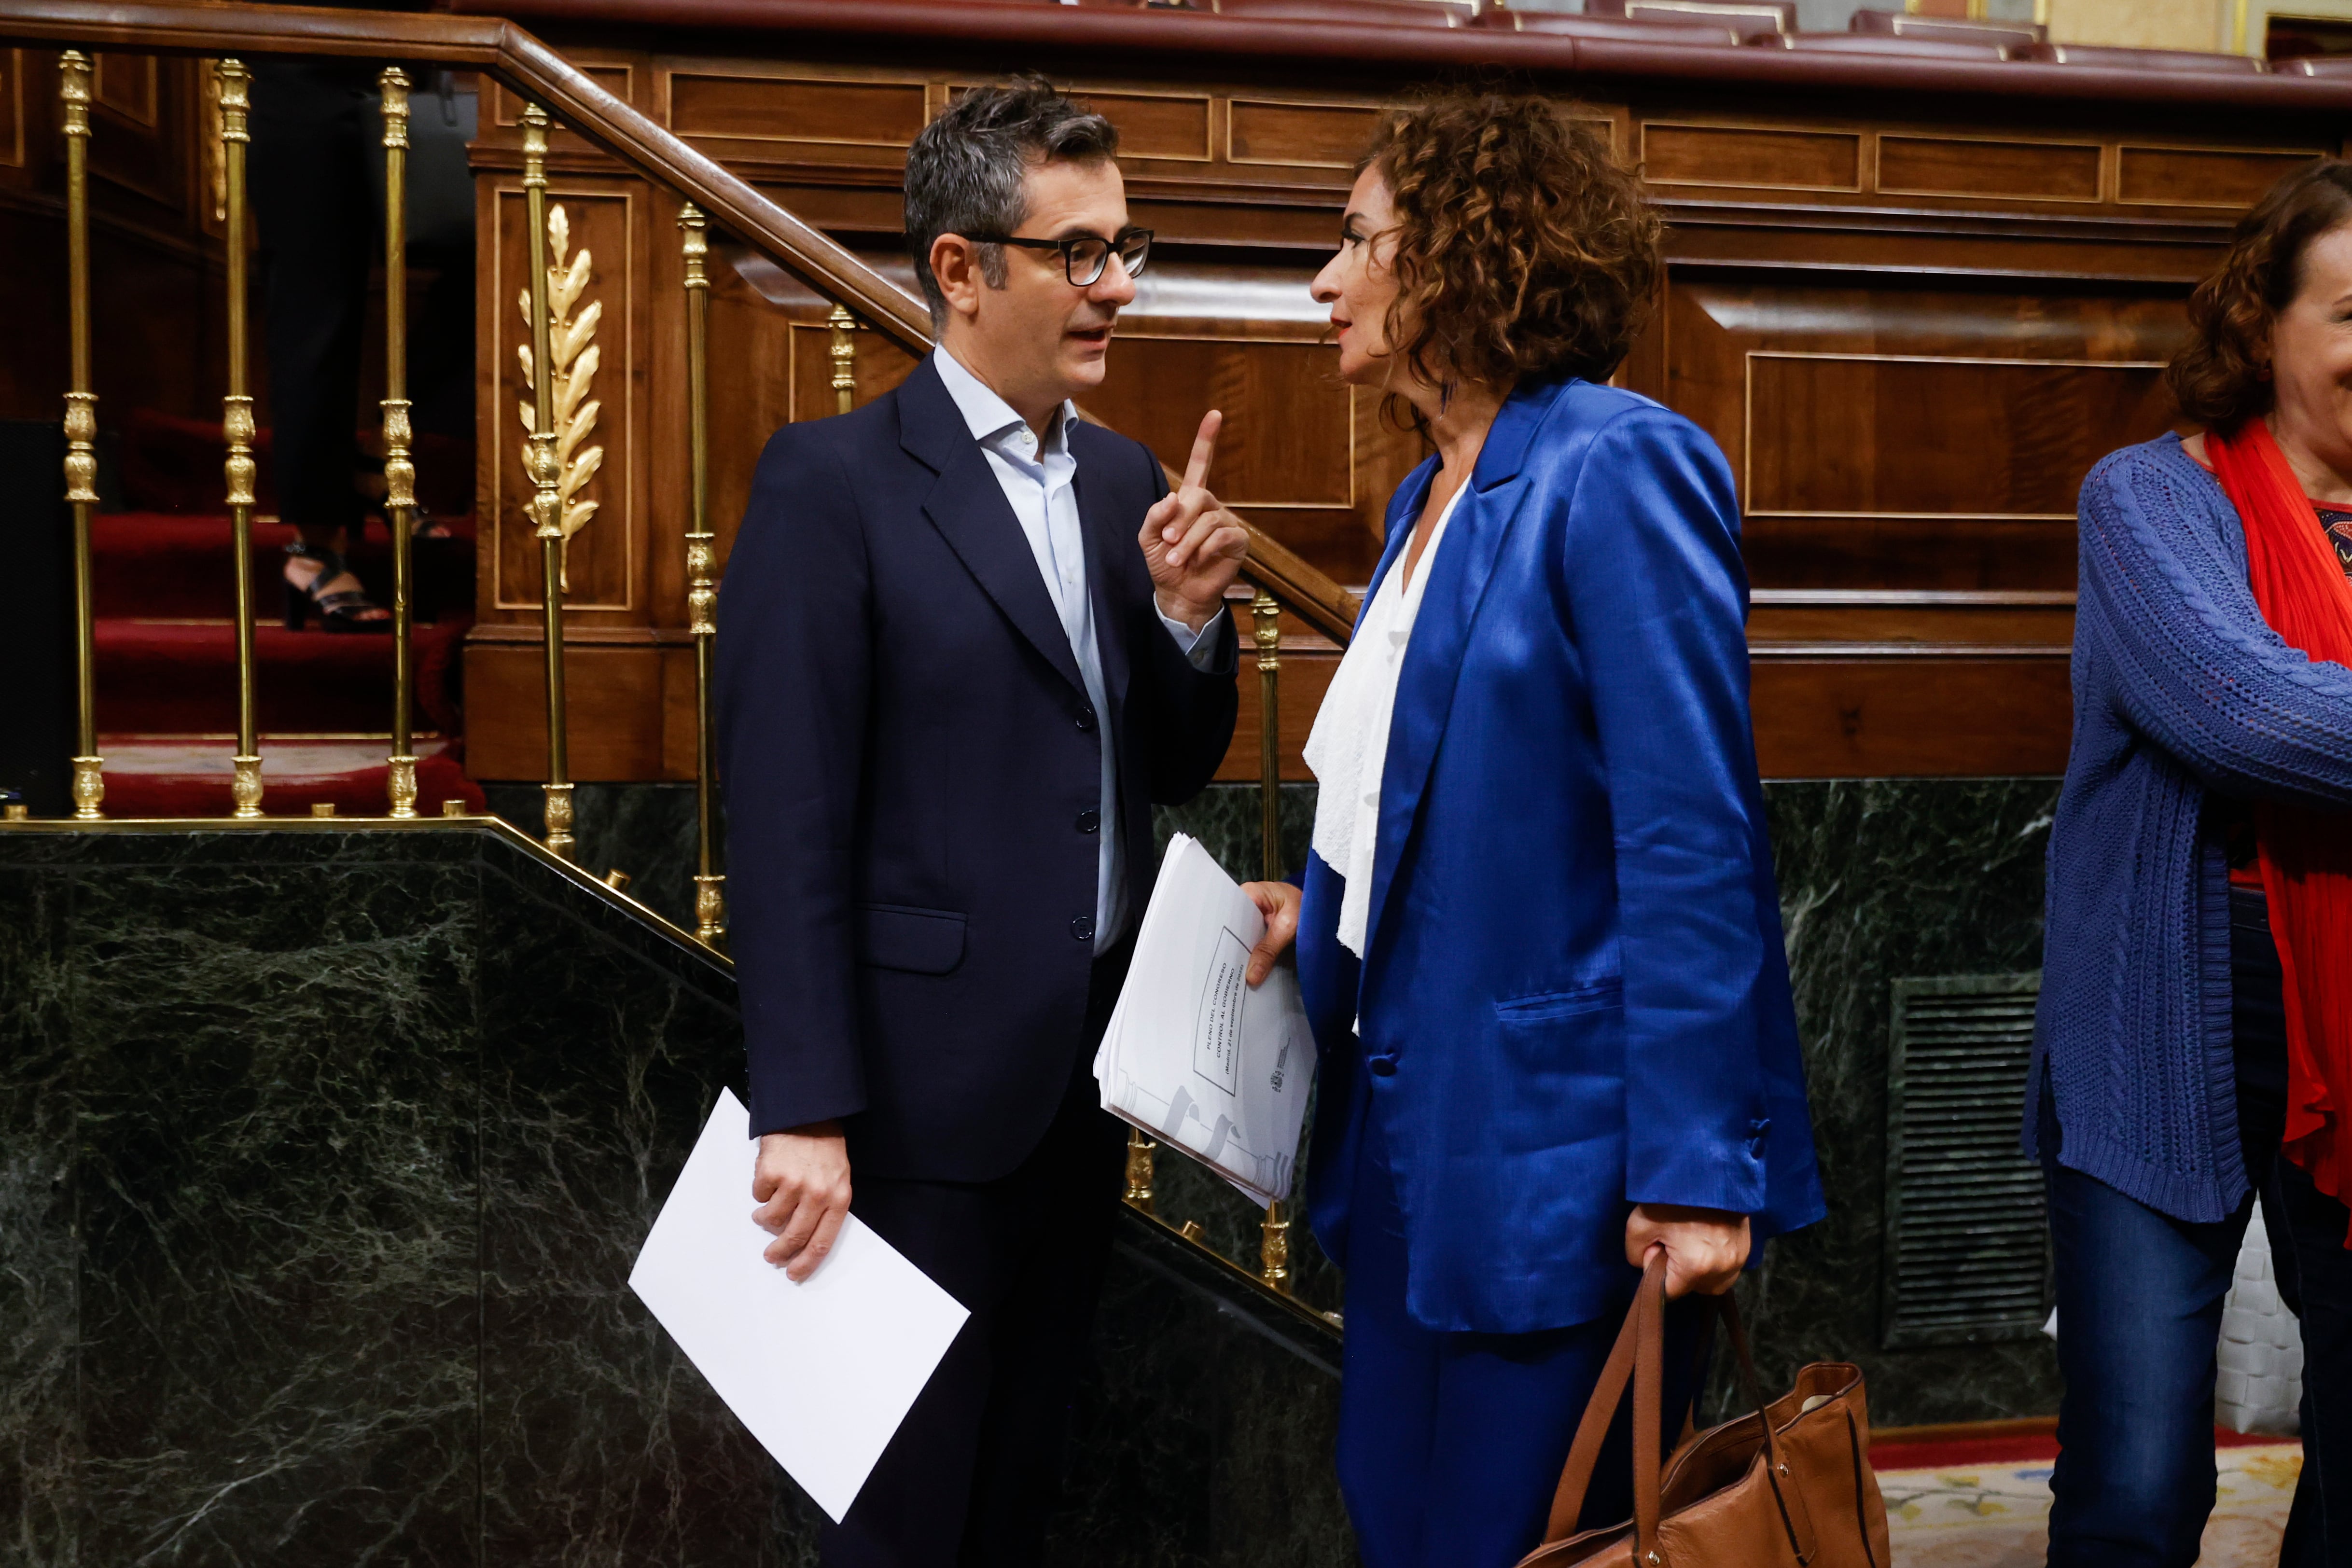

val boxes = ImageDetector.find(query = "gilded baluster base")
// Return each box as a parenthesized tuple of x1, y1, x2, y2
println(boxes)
(827, 303, 858, 415)
(542, 780, 575, 860)
(1123, 1128, 1157, 1215)
(1260, 1197, 1292, 1292)
(693, 873, 727, 949)
(386, 754, 418, 819)
(230, 754, 263, 819)
(70, 756, 104, 819)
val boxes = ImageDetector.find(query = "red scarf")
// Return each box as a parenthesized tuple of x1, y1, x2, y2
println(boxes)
(2207, 419, 2352, 1241)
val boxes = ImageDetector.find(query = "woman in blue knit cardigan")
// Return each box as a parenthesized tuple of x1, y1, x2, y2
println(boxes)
(2035, 162, 2352, 1566)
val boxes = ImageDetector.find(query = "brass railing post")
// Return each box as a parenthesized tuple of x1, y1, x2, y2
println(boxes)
(827, 303, 857, 415)
(217, 59, 262, 819)
(1254, 589, 1280, 882)
(521, 103, 573, 858)
(380, 67, 417, 819)
(680, 202, 725, 948)
(59, 52, 102, 819)
(1123, 1129, 1157, 1216)
(1253, 586, 1290, 1290)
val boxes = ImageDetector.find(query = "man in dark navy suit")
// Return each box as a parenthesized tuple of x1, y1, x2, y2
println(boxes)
(714, 79, 1247, 1567)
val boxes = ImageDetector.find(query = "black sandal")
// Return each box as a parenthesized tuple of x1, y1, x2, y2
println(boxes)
(282, 541, 391, 633)
(373, 499, 452, 541)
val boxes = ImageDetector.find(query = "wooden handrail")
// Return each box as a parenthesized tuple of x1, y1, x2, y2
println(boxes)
(0, 0, 1361, 641)
(1240, 529, 1358, 644)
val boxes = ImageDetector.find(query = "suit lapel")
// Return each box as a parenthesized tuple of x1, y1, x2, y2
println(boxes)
(1360, 378, 1573, 971)
(901, 359, 1089, 699)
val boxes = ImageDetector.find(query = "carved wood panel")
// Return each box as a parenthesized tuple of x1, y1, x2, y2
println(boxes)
(1662, 279, 2189, 594)
(480, 178, 645, 620)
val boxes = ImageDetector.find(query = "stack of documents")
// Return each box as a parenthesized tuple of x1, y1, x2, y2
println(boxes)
(1093, 833, 1316, 1209)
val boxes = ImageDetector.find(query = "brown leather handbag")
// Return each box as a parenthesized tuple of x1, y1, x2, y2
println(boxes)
(1514, 1251, 1893, 1567)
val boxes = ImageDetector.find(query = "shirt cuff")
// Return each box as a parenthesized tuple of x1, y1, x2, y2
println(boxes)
(1160, 602, 1227, 670)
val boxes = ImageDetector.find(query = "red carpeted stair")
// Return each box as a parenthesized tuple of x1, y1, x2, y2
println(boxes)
(91, 409, 486, 818)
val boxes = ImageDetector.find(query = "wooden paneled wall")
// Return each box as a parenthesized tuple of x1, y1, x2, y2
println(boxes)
(461, 39, 2340, 782)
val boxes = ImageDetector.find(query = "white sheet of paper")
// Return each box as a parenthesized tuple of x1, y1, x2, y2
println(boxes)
(1095, 833, 1315, 1208)
(629, 1088, 969, 1522)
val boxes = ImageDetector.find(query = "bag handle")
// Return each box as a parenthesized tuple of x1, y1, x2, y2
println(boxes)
(1537, 1250, 1803, 1558)
(1542, 1249, 1667, 1552)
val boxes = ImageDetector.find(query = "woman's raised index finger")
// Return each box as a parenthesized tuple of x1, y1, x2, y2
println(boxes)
(1183, 409, 1223, 491)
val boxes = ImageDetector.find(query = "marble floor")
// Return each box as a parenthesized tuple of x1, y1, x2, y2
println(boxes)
(1880, 1442, 2302, 1565)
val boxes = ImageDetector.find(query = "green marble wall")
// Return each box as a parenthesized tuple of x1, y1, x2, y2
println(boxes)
(1744, 778, 2063, 1427)
(0, 823, 1348, 1567)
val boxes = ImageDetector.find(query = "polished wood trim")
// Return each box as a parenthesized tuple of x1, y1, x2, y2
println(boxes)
(1874, 131, 2106, 205)
(92, 51, 158, 126)
(1239, 525, 1358, 642)
(1226, 95, 1382, 170)
(1640, 120, 1865, 194)
(1068, 85, 1217, 164)
(1751, 589, 2077, 607)
(446, 0, 2352, 115)
(492, 63, 634, 126)
(1748, 641, 2064, 658)
(1741, 349, 2169, 517)
(2113, 140, 2333, 209)
(661, 65, 930, 151)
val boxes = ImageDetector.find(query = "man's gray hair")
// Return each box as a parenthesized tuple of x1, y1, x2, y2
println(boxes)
(903, 78, 1120, 330)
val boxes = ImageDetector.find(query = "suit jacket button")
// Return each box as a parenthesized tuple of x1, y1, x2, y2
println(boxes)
(1076, 808, 1100, 833)
(1367, 1056, 1398, 1077)
(1074, 707, 1097, 732)
(1071, 914, 1096, 942)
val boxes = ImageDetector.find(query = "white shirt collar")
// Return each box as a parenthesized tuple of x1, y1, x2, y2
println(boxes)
(933, 346, 1074, 459)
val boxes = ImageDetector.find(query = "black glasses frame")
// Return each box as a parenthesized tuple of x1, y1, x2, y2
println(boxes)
(965, 227, 1154, 286)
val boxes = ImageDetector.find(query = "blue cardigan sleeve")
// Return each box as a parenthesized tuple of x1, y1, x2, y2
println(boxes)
(1558, 407, 1770, 1217)
(2080, 449, 2352, 809)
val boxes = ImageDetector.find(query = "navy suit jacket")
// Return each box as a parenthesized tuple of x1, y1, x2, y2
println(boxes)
(1296, 375, 1825, 1334)
(715, 358, 1239, 1182)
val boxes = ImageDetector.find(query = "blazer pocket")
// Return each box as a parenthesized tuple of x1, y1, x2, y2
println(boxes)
(858, 904, 967, 975)
(1493, 979, 1624, 1021)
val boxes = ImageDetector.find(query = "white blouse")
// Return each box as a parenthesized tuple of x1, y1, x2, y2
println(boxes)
(1301, 478, 1467, 960)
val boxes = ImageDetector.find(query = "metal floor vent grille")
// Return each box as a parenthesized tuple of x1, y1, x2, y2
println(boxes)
(1881, 973, 2049, 1349)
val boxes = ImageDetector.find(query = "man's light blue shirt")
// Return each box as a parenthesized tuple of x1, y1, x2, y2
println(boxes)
(932, 346, 1223, 954)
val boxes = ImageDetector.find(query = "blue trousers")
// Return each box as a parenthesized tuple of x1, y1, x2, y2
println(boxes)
(1335, 1096, 1709, 1568)
(2044, 886, 2352, 1567)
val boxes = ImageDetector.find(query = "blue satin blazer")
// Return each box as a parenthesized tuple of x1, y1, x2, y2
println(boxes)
(1297, 374, 1825, 1335)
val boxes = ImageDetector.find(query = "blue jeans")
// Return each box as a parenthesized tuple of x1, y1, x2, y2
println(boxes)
(1334, 1083, 1710, 1568)
(2043, 886, 2352, 1567)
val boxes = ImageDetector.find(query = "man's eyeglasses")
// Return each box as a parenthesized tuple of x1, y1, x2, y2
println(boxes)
(966, 227, 1153, 287)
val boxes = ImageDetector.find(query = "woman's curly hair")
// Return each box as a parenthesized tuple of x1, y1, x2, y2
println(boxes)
(1360, 92, 1659, 422)
(2169, 158, 2352, 429)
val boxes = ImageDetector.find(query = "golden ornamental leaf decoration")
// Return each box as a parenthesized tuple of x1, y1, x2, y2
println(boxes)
(515, 202, 603, 590)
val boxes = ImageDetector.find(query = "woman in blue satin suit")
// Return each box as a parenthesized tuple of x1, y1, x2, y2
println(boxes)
(1239, 94, 1825, 1568)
